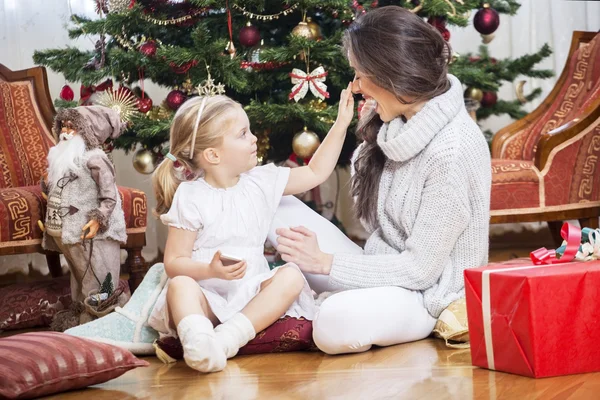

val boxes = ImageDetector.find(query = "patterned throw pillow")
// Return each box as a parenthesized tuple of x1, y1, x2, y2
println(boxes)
(0, 332, 148, 399)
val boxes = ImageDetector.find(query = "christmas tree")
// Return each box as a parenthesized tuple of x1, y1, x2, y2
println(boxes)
(33, 0, 552, 170)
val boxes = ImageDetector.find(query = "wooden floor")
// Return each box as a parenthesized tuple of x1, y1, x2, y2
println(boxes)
(44, 340, 600, 400)
(14, 247, 600, 399)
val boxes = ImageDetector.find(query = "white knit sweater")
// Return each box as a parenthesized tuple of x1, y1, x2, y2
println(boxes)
(329, 74, 491, 318)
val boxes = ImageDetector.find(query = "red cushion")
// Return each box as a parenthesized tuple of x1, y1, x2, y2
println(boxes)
(155, 316, 316, 360)
(0, 332, 148, 399)
(0, 185, 147, 247)
(0, 278, 131, 331)
(490, 159, 541, 211)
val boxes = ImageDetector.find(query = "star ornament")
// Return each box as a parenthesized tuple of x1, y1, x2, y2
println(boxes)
(195, 74, 226, 97)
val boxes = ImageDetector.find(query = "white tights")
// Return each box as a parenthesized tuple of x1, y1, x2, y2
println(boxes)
(270, 196, 437, 355)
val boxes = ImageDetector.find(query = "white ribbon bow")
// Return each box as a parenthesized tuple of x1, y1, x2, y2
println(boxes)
(289, 66, 330, 102)
(576, 229, 600, 261)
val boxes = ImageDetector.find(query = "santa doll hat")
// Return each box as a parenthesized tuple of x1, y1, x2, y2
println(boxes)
(52, 106, 126, 149)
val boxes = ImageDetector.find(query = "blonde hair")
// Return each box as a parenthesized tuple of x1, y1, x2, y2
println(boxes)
(152, 95, 240, 216)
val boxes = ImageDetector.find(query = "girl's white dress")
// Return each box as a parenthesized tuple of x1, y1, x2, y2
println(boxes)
(148, 164, 316, 337)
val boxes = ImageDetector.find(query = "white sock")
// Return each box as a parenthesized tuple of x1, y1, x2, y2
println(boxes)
(177, 314, 226, 373)
(214, 313, 256, 359)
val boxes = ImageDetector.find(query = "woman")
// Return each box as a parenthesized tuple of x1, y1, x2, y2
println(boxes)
(273, 6, 491, 355)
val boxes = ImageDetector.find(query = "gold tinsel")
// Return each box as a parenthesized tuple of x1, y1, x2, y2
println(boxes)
(308, 99, 327, 112)
(108, 0, 130, 14)
(233, 3, 299, 21)
(146, 106, 172, 121)
(141, 9, 205, 25)
(256, 130, 271, 164)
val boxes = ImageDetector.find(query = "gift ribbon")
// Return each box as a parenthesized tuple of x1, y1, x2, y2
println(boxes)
(481, 222, 583, 370)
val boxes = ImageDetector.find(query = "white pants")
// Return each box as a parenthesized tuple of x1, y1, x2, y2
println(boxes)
(269, 196, 437, 355)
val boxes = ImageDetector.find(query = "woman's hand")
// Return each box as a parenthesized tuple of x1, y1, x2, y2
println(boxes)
(209, 251, 247, 280)
(335, 82, 355, 129)
(275, 226, 333, 275)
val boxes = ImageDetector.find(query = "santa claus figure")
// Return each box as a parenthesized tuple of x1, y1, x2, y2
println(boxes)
(41, 106, 128, 330)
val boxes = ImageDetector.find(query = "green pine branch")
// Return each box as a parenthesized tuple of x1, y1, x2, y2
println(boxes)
(477, 87, 543, 120)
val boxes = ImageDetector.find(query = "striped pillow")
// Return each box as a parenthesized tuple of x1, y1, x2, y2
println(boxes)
(0, 332, 148, 399)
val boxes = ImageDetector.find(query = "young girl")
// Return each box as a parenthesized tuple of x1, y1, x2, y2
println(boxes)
(149, 86, 354, 373)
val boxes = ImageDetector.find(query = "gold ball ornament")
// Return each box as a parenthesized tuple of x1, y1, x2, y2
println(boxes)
(132, 148, 158, 174)
(292, 21, 315, 40)
(464, 87, 484, 102)
(292, 128, 321, 159)
(306, 18, 322, 39)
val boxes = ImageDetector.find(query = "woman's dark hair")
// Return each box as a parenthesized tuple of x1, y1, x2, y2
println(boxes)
(343, 6, 452, 227)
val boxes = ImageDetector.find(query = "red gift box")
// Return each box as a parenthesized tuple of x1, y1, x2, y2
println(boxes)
(465, 223, 600, 378)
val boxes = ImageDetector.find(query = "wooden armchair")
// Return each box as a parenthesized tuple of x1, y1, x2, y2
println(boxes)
(490, 31, 600, 243)
(0, 64, 149, 291)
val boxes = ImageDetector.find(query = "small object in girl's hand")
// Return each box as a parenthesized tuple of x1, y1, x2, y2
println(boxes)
(220, 253, 243, 266)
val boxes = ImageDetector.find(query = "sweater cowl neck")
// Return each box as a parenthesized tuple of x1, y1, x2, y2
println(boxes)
(377, 74, 464, 162)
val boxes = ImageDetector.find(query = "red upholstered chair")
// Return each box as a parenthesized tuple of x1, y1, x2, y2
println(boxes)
(490, 31, 600, 243)
(0, 64, 149, 291)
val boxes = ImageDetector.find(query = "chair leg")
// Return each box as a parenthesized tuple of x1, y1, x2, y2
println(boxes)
(547, 221, 565, 248)
(45, 251, 62, 278)
(579, 217, 600, 229)
(125, 248, 147, 293)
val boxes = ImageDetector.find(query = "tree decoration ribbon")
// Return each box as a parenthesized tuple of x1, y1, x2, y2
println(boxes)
(289, 66, 330, 102)
(80, 79, 113, 104)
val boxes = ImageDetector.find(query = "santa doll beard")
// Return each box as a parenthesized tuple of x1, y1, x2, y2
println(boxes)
(47, 134, 87, 187)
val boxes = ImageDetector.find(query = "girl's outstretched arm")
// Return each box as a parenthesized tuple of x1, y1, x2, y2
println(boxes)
(284, 83, 354, 196)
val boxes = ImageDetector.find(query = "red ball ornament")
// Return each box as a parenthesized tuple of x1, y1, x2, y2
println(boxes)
(428, 16, 446, 30)
(440, 28, 451, 41)
(166, 90, 187, 111)
(139, 41, 157, 57)
(474, 5, 500, 35)
(239, 22, 260, 47)
(481, 91, 498, 108)
(169, 60, 199, 74)
(138, 97, 153, 113)
(60, 85, 74, 101)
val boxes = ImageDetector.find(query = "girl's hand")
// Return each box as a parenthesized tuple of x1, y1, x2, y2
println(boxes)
(275, 226, 333, 275)
(335, 82, 355, 129)
(209, 251, 247, 280)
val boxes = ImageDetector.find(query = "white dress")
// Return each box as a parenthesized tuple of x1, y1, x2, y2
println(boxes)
(148, 164, 316, 337)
